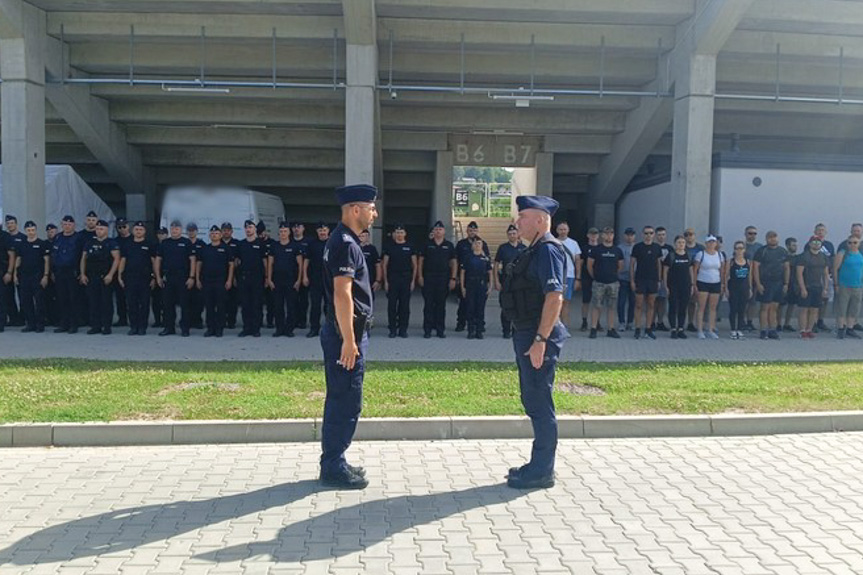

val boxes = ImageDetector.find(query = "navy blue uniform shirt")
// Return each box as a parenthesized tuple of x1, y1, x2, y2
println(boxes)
(323, 223, 372, 320)
(421, 239, 456, 277)
(383, 241, 414, 275)
(456, 237, 489, 266)
(306, 238, 327, 286)
(85, 237, 119, 274)
(270, 241, 302, 278)
(234, 238, 268, 277)
(1, 230, 13, 267)
(462, 252, 492, 281)
(199, 242, 233, 282)
(121, 239, 155, 280)
(51, 232, 84, 269)
(15, 238, 50, 276)
(526, 233, 568, 346)
(495, 242, 526, 277)
(157, 237, 195, 276)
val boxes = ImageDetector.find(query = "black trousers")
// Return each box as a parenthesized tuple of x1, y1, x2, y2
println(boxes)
(728, 283, 749, 331)
(456, 280, 467, 327)
(225, 283, 239, 328)
(308, 283, 324, 331)
(422, 276, 449, 334)
(162, 275, 191, 331)
(273, 275, 299, 334)
(188, 283, 204, 328)
(465, 278, 488, 334)
(0, 276, 5, 330)
(203, 280, 227, 334)
(87, 273, 114, 330)
(239, 273, 264, 333)
(386, 274, 412, 333)
(498, 274, 513, 336)
(18, 274, 45, 330)
(667, 282, 691, 330)
(151, 284, 163, 326)
(295, 285, 309, 328)
(54, 267, 80, 330)
(2, 281, 21, 325)
(125, 277, 151, 332)
(264, 285, 275, 326)
(113, 277, 127, 325)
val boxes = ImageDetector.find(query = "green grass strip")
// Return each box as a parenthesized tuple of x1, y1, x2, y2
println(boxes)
(1, 359, 863, 423)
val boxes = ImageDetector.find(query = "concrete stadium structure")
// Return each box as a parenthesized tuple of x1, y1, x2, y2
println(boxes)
(2, 0, 863, 238)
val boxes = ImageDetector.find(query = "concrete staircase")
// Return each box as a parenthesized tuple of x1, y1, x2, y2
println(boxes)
(453, 217, 515, 259)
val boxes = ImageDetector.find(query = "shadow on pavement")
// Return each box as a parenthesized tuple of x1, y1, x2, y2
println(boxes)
(0, 480, 525, 565)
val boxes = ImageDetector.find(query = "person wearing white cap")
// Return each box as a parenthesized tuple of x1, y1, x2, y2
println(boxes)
(692, 235, 726, 339)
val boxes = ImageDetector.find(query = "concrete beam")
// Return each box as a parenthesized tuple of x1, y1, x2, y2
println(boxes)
(589, 0, 755, 206)
(553, 154, 602, 175)
(154, 167, 345, 188)
(432, 151, 453, 237)
(740, 0, 863, 35)
(126, 125, 346, 149)
(31, 0, 342, 16)
(342, 0, 375, 45)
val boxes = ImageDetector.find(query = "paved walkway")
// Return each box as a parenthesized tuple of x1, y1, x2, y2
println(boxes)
(2, 296, 863, 362)
(2, 434, 863, 574)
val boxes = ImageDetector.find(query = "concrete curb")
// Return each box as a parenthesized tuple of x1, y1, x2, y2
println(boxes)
(3, 411, 863, 448)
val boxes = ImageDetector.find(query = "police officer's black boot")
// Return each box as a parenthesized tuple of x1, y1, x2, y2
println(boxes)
(388, 329, 397, 338)
(159, 327, 175, 336)
(398, 329, 408, 339)
(467, 327, 475, 340)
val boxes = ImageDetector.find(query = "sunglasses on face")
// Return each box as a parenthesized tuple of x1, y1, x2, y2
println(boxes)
(747, 232, 757, 235)
(644, 231, 654, 235)
(734, 246, 745, 250)
(849, 241, 860, 245)
(684, 233, 693, 237)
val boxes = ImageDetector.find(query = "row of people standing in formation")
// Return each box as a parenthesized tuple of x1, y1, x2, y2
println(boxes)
(0, 212, 339, 338)
(559, 221, 863, 341)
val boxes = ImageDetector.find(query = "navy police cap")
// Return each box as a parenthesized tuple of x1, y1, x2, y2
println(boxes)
(243, 219, 255, 227)
(432, 220, 445, 229)
(158, 227, 168, 234)
(170, 220, 182, 228)
(5, 215, 16, 222)
(186, 222, 198, 231)
(96, 219, 109, 227)
(316, 221, 329, 230)
(278, 221, 290, 229)
(256, 220, 266, 234)
(507, 224, 518, 232)
(515, 195, 559, 217)
(62, 215, 75, 223)
(335, 184, 377, 206)
(86, 211, 98, 218)
(46, 223, 58, 231)
(209, 225, 221, 232)
(24, 220, 36, 228)
(467, 221, 478, 229)
(393, 223, 406, 232)
(133, 221, 145, 228)
(221, 222, 232, 230)
(115, 217, 127, 225)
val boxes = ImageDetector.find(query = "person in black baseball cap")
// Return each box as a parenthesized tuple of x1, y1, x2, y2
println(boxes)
(382, 223, 416, 338)
(418, 218, 456, 338)
(494, 222, 526, 338)
(232, 218, 267, 337)
(14, 220, 51, 332)
(267, 220, 302, 337)
(455, 220, 489, 331)
(111, 218, 132, 328)
(118, 220, 155, 335)
(289, 220, 310, 330)
(80, 217, 120, 335)
(185, 222, 206, 330)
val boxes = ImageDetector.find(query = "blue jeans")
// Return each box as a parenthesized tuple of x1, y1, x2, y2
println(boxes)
(320, 322, 367, 474)
(513, 330, 561, 477)
(617, 280, 635, 325)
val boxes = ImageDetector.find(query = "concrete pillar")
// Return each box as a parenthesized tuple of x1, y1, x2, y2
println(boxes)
(593, 203, 615, 231)
(433, 151, 454, 242)
(0, 2, 45, 226)
(535, 152, 554, 196)
(344, 43, 382, 243)
(669, 53, 716, 236)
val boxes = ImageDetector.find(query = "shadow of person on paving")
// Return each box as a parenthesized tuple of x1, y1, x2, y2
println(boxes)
(194, 482, 525, 563)
(0, 479, 322, 565)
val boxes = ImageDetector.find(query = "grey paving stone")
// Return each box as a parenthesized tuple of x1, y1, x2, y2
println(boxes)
(53, 423, 173, 447)
(11, 424, 52, 447)
(583, 415, 712, 438)
(710, 413, 835, 436)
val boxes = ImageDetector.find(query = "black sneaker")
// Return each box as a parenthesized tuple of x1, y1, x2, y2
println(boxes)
(606, 329, 620, 339)
(677, 330, 687, 340)
(455, 323, 466, 332)
(846, 329, 861, 339)
(854, 324, 863, 332)
(782, 324, 795, 333)
(398, 331, 408, 339)
(306, 329, 319, 338)
(655, 322, 669, 332)
(158, 328, 175, 336)
(634, 328, 641, 340)
(437, 331, 446, 339)
(319, 468, 368, 490)
(671, 330, 678, 339)
(596, 323, 603, 331)
(580, 319, 588, 332)
(816, 320, 828, 331)
(424, 332, 432, 339)
(645, 329, 656, 340)
(475, 332, 484, 340)
(502, 332, 511, 339)
(388, 330, 397, 339)
(745, 321, 756, 332)
(768, 330, 780, 340)
(87, 327, 101, 335)
(589, 328, 597, 339)
(507, 473, 555, 490)
(687, 323, 697, 333)
(838, 328, 846, 340)
(760, 330, 768, 340)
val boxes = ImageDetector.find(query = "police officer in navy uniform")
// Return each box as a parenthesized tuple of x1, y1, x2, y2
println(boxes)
(304, 222, 329, 338)
(112, 218, 132, 327)
(234, 219, 268, 337)
(43, 224, 59, 327)
(258, 221, 278, 329)
(460, 236, 493, 339)
(221, 222, 240, 329)
(51, 215, 84, 333)
(290, 222, 310, 329)
(267, 221, 303, 337)
(155, 220, 196, 337)
(4, 215, 25, 326)
(455, 221, 489, 332)
(500, 196, 569, 489)
(197, 225, 234, 338)
(495, 224, 526, 338)
(0, 227, 14, 332)
(417, 220, 457, 338)
(382, 224, 416, 338)
(118, 221, 155, 336)
(359, 229, 382, 297)
(186, 222, 207, 330)
(80, 219, 120, 335)
(13, 221, 51, 332)
(77, 211, 99, 326)
(319, 184, 378, 490)
(150, 226, 168, 327)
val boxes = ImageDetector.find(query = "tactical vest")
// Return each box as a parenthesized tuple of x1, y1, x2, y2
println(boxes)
(500, 236, 567, 331)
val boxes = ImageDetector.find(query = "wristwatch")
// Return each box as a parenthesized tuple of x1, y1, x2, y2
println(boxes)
(534, 333, 548, 343)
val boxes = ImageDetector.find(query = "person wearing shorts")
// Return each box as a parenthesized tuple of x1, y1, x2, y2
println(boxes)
(630, 226, 664, 340)
(579, 227, 600, 332)
(555, 221, 581, 329)
(795, 236, 829, 338)
(693, 235, 726, 339)
(753, 231, 789, 340)
(833, 235, 863, 339)
(587, 226, 623, 339)
(726, 241, 752, 340)
(780, 237, 798, 332)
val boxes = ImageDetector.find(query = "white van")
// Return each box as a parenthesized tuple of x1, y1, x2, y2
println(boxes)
(159, 186, 285, 234)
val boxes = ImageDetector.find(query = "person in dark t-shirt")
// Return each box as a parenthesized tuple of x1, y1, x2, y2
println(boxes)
(630, 226, 664, 340)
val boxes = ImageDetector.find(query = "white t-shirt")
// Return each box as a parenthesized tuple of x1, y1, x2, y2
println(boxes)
(560, 237, 581, 279)
(695, 250, 724, 284)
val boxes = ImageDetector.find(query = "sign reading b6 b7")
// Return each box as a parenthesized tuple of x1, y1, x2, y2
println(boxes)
(449, 135, 542, 167)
